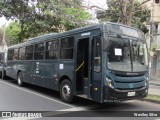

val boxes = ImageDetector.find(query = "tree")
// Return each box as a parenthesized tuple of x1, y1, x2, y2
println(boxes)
(5, 22, 21, 45)
(0, 28, 3, 45)
(0, 0, 90, 44)
(97, 0, 150, 34)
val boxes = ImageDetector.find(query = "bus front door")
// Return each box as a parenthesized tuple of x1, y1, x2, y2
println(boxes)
(76, 36, 103, 103)
(90, 36, 103, 103)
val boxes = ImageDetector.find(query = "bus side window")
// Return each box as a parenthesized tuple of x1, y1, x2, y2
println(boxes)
(26, 45, 33, 60)
(93, 37, 101, 72)
(45, 40, 59, 59)
(60, 37, 74, 59)
(8, 49, 14, 60)
(19, 47, 26, 60)
(34, 43, 44, 60)
(13, 48, 19, 60)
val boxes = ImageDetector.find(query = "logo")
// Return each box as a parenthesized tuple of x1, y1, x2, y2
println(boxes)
(129, 83, 134, 89)
(2, 112, 11, 117)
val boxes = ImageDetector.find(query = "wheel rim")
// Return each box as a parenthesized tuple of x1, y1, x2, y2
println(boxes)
(62, 84, 71, 99)
(18, 74, 21, 85)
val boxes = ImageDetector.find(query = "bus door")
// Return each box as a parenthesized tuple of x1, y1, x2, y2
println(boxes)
(90, 36, 103, 103)
(76, 35, 103, 103)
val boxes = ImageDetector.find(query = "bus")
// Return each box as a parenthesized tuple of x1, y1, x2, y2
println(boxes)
(0, 51, 7, 79)
(5, 22, 149, 103)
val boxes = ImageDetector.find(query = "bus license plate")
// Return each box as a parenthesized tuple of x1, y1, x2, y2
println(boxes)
(127, 92, 135, 96)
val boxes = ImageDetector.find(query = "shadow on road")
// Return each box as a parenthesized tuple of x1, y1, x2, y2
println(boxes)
(1, 77, 138, 111)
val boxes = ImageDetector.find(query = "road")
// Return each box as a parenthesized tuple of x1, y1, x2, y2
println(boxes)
(0, 78, 160, 120)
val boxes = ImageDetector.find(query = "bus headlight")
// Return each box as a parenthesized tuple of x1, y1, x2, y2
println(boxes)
(106, 77, 113, 88)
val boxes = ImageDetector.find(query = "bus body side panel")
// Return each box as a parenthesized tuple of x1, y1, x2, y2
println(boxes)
(23, 60, 33, 84)
(23, 60, 59, 91)
(57, 60, 74, 90)
(42, 60, 59, 90)
(6, 60, 18, 80)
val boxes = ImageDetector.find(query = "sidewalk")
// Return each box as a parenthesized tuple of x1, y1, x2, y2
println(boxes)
(149, 78, 160, 86)
(148, 78, 160, 96)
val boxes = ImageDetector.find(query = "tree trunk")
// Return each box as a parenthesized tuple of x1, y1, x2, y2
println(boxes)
(128, 0, 135, 26)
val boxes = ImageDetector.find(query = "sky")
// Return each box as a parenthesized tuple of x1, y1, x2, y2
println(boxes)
(0, 0, 107, 27)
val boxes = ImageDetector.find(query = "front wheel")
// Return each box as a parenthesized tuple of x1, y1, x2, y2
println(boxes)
(60, 79, 74, 103)
(17, 72, 24, 86)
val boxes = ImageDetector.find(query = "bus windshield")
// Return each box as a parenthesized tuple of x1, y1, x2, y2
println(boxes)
(106, 36, 148, 72)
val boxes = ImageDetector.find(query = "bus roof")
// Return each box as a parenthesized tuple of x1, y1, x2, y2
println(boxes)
(8, 22, 144, 49)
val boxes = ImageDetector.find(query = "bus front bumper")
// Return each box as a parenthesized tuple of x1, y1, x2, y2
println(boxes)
(104, 86, 148, 102)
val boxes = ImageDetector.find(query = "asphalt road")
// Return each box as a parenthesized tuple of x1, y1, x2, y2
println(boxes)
(0, 78, 160, 120)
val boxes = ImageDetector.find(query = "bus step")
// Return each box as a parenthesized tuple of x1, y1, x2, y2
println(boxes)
(84, 77, 88, 86)
(84, 86, 89, 94)
(77, 94, 88, 99)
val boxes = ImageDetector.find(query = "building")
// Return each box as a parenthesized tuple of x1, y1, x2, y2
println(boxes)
(139, 0, 160, 79)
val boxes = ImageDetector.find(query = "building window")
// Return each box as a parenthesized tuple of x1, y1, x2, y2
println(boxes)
(60, 37, 74, 59)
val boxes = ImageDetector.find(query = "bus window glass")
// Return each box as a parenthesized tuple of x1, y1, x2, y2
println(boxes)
(34, 43, 44, 60)
(26, 45, 33, 60)
(19, 47, 26, 60)
(8, 49, 14, 60)
(35, 43, 44, 51)
(45, 40, 59, 59)
(60, 37, 74, 59)
(46, 41, 59, 51)
(94, 37, 101, 72)
(14, 48, 19, 60)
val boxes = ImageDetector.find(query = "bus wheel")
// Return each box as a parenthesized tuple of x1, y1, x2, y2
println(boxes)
(17, 72, 23, 86)
(60, 79, 73, 103)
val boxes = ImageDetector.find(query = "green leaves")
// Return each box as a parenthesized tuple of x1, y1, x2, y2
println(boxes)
(97, 0, 150, 34)
(0, 0, 90, 45)
(5, 22, 21, 45)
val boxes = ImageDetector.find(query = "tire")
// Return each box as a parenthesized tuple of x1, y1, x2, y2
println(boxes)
(60, 79, 74, 103)
(17, 72, 24, 86)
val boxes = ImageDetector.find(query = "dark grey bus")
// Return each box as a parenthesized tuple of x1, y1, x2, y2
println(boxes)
(6, 22, 149, 103)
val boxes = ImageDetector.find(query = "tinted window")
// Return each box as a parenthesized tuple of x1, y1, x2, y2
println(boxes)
(34, 52, 44, 60)
(26, 45, 33, 53)
(60, 49, 73, 59)
(60, 37, 74, 59)
(35, 43, 44, 51)
(19, 47, 26, 60)
(45, 40, 59, 60)
(45, 51, 58, 59)
(61, 37, 74, 48)
(8, 49, 14, 60)
(34, 43, 44, 60)
(14, 48, 19, 60)
(93, 37, 101, 72)
(46, 41, 59, 50)
(26, 45, 33, 60)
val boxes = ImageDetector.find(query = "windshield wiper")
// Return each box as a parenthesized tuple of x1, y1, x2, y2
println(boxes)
(116, 34, 129, 46)
(116, 34, 133, 71)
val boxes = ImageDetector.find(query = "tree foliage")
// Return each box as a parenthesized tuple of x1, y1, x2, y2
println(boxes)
(0, 0, 90, 45)
(0, 28, 3, 45)
(5, 22, 21, 45)
(97, 0, 150, 34)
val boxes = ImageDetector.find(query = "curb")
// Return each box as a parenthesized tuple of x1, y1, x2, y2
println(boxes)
(149, 83, 160, 86)
(141, 98, 160, 104)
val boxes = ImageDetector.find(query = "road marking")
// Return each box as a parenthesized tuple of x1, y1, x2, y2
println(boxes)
(0, 80, 75, 108)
